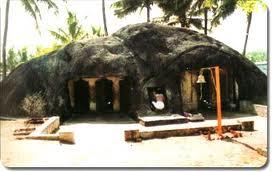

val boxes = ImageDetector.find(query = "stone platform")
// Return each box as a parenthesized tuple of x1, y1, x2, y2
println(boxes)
(125, 117, 254, 141)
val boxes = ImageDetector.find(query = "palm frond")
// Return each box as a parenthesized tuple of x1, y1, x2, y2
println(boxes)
(58, 28, 70, 40)
(74, 26, 85, 40)
(211, 0, 237, 27)
(21, 0, 40, 28)
(112, 0, 147, 18)
(49, 30, 70, 44)
(21, 0, 59, 30)
(189, 17, 203, 30)
(29, 0, 41, 18)
(38, 0, 59, 14)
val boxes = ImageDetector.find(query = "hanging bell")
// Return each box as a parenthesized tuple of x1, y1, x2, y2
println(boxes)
(197, 74, 206, 84)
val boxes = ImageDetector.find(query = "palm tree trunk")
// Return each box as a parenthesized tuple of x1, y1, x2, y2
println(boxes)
(102, 0, 108, 36)
(242, 12, 252, 56)
(146, 5, 150, 22)
(204, 8, 208, 35)
(2, 0, 10, 79)
(179, 13, 187, 28)
(145, 0, 151, 22)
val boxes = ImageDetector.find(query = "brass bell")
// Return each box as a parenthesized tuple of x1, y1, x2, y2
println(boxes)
(197, 73, 206, 84)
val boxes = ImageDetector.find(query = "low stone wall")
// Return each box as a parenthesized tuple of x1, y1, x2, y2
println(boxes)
(253, 104, 267, 117)
(26, 116, 74, 144)
(239, 101, 267, 117)
(30, 116, 60, 136)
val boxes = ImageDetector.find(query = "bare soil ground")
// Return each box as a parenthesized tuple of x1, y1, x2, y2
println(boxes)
(0, 114, 267, 167)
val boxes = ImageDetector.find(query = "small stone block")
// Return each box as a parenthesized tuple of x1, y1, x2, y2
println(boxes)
(124, 130, 140, 141)
(241, 121, 254, 131)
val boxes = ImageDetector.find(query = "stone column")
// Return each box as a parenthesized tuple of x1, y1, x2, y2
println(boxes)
(68, 80, 75, 108)
(86, 78, 99, 111)
(108, 77, 121, 112)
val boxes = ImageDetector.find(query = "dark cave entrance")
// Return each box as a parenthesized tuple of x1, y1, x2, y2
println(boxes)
(120, 78, 132, 113)
(74, 79, 90, 113)
(95, 78, 113, 113)
(199, 70, 213, 110)
(198, 68, 230, 111)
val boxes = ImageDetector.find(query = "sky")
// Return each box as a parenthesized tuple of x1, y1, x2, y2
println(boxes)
(0, 0, 269, 55)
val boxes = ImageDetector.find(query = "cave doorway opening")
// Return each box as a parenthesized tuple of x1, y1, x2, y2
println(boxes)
(120, 78, 132, 113)
(74, 79, 90, 113)
(95, 78, 113, 113)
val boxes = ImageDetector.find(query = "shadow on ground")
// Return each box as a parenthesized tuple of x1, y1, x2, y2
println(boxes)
(64, 113, 137, 124)
(200, 111, 257, 120)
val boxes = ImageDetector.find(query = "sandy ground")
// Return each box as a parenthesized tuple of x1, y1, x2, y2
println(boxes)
(0, 114, 268, 168)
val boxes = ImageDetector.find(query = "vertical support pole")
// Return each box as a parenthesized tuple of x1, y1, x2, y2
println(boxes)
(88, 79, 97, 111)
(68, 80, 75, 108)
(107, 76, 121, 112)
(112, 78, 120, 112)
(215, 66, 222, 135)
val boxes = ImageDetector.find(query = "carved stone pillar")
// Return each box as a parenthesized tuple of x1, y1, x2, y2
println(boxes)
(108, 76, 121, 112)
(68, 80, 75, 108)
(83, 78, 99, 111)
(87, 78, 99, 111)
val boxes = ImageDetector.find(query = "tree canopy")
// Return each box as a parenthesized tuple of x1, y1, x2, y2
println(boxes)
(112, 0, 153, 22)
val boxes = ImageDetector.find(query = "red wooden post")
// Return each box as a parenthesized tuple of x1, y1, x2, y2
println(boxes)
(215, 66, 222, 135)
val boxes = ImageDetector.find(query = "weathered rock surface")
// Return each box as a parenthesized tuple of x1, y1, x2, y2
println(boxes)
(0, 23, 267, 118)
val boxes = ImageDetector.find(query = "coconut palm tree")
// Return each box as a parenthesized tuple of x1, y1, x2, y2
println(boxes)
(102, 0, 108, 36)
(1, 0, 58, 79)
(2, 0, 11, 79)
(237, 0, 267, 55)
(212, 0, 267, 55)
(111, 0, 153, 22)
(190, 0, 220, 35)
(49, 11, 86, 45)
(155, 0, 203, 29)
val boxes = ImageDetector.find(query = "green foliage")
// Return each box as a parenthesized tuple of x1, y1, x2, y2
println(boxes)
(154, 0, 204, 29)
(111, 0, 153, 18)
(211, 0, 237, 27)
(237, 0, 267, 15)
(49, 10, 105, 45)
(246, 51, 267, 63)
(212, 0, 267, 27)
(91, 26, 104, 37)
(5, 47, 34, 72)
(0, 43, 64, 75)
(34, 43, 61, 57)
(49, 11, 87, 45)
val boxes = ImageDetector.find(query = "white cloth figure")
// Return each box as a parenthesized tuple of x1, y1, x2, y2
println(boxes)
(152, 101, 165, 110)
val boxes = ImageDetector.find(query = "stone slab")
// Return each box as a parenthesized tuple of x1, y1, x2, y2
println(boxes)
(138, 114, 187, 126)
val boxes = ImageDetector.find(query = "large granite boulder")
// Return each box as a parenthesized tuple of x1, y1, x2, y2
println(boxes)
(0, 23, 267, 118)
